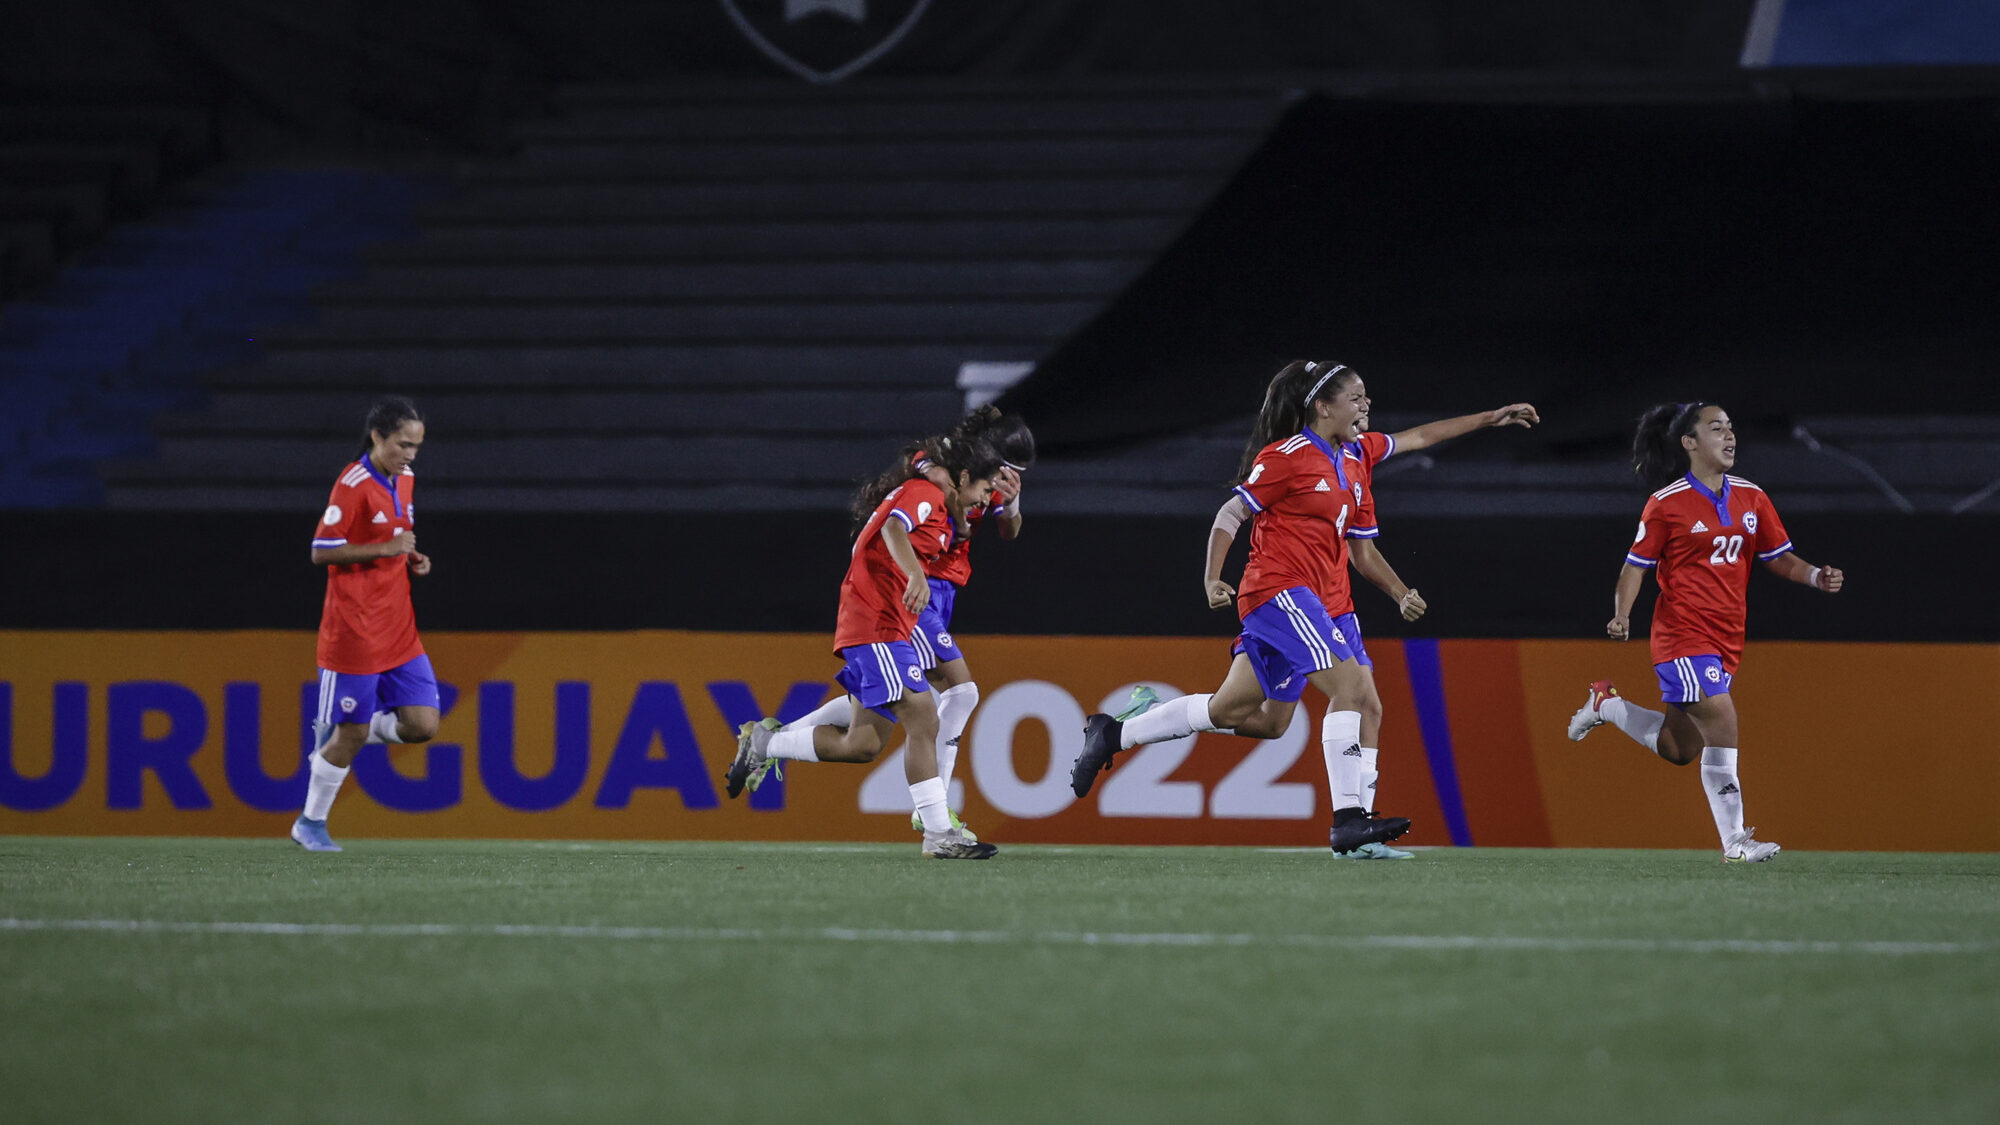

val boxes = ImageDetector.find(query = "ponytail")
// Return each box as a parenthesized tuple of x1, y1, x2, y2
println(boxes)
(1632, 401, 1709, 491)
(952, 404, 1036, 470)
(1233, 359, 1354, 484)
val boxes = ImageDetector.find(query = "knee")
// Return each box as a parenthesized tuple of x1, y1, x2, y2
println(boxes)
(1207, 697, 1258, 730)
(1358, 694, 1384, 726)
(1232, 712, 1283, 740)
(401, 716, 439, 743)
(845, 727, 885, 763)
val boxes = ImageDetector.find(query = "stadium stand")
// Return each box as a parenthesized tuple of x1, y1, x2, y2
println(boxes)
(94, 81, 1288, 512)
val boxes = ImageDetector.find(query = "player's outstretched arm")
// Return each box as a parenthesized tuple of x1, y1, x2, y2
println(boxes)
(1762, 551, 1844, 593)
(1392, 403, 1540, 454)
(1607, 562, 1648, 640)
(1204, 495, 1248, 609)
(1349, 537, 1425, 621)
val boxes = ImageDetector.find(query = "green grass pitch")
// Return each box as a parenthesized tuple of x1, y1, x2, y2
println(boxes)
(2, 838, 1996, 1125)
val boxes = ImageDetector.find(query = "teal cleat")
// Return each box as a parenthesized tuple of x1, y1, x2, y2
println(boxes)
(1114, 685, 1163, 722)
(1337, 840, 1416, 860)
(290, 816, 342, 852)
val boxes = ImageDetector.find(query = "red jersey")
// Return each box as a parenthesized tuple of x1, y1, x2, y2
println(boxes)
(312, 458, 424, 674)
(927, 491, 1006, 587)
(1233, 429, 1358, 618)
(834, 478, 956, 652)
(1333, 430, 1397, 613)
(1626, 473, 1793, 672)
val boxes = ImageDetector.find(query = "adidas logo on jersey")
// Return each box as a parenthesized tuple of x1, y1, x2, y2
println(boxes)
(1691, 519, 1709, 533)
(372, 511, 389, 524)
(1315, 479, 1331, 492)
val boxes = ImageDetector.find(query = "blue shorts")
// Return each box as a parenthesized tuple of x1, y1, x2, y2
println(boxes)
(911, 578, 964, 671)
(835, 641, 930, 721)
(317, 654, 440, 727)
(1232, 588, 1368, 703)
(1656, 655, 1733, 705)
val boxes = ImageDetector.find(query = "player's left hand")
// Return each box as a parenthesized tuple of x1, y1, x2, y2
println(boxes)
(408, 551, 432, 577)
(1398, 588, 1427, 621)
(994, 465, 1023, 505)
(1817, 565, 1843, 593)
(1486, 403, 1540, 429)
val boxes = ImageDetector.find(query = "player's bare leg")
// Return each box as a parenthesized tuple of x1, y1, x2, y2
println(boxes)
(918, 656, 979, 839)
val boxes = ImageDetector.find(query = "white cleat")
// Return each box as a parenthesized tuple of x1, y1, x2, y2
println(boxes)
(1566, 679, 1620, 741)
(921, 827, 997, 859)
(1723, 828, 1781, 863)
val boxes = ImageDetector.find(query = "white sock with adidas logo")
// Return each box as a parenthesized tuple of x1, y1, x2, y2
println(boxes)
(1699, 746, 1745, 848)
(1321, 710, 1365, 810)
(934, 682, 978, 796)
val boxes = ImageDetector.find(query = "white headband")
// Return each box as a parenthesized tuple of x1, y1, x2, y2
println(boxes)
(1303, 362, 1348, 406)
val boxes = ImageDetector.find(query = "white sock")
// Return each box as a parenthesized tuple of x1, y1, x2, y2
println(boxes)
(909, 776, 952, 833)
(303, 751, 349, 821)
(1120, 693, 1215, 749)
(767, 726, 820, 762)
(1601, 696, 1665, 754)
(1699, 746, 1746, 847)
(367, 711, 406, 745)
(1321, 710, 1364, 809)
(934, 682, 978, 791)
(1359, 746, 1380, 812)
(783, 696, 850, 731)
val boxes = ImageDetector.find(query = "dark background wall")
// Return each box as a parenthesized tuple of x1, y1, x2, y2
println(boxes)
(2, 511, 1991, 641)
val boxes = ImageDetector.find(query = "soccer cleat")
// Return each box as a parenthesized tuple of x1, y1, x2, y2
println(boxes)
(1723, 828, 1782, 863)
(1337, 840, 1416, 860)
(1329, 809, 1413, 855)
(1070, 713, 1123, 798)
(290, 816, 342, 852)
(922, 827, 998, 859)
(1114, 685, 1163, 722)
(910, 808, 976, 842)
(1565, 680, 1621, 741)
(725, 720, 778, 798)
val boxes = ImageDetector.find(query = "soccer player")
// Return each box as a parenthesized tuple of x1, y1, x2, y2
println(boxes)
(775, 407, 1036, 844)
(1070, 360, 1413, 856)
(293, 396, 440, 852)
(724, 434, 1006, 859)
(1567, 402, 1844, 862)
(1202, 393, 1540, 857)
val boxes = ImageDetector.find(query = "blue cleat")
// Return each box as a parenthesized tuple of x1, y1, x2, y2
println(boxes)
(1337, 841, 1417, 860)
(290, 816, 342, 852)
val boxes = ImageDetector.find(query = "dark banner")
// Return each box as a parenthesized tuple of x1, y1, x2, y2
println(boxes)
(1, 511, 1992, 642)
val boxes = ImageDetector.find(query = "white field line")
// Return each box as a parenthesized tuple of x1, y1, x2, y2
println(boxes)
(0, 918, 1986, 956)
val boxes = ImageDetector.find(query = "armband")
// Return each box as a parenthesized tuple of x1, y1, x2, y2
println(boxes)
(1212, 496, 1250, 538)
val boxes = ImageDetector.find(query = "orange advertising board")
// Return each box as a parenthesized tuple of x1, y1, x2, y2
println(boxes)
(2, 631, 1994, 851)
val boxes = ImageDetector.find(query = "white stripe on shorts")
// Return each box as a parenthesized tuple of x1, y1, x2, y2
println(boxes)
(1677, 658, 1697, 703)
(911, 628, 935, 670)
(1274, 590, 1334, 671)
(873, 643, 903, 704)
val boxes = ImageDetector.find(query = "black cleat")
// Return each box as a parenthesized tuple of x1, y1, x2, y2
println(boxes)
(1329, 807, 1413, 855)
(1070, 713, 1123, 797)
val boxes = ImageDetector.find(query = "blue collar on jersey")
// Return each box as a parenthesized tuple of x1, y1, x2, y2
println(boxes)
(361, 455, 405, 519)
(1683, 472, 1732, 528)
(1298, 428, 1350, 491)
